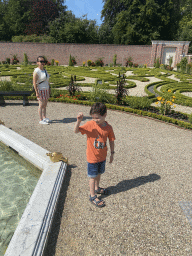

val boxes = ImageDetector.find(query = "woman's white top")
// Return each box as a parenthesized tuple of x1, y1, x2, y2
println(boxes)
(34, 67, 49, 90)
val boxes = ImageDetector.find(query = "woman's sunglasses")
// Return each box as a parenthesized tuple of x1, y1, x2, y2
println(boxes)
(39, 60, 45, 63)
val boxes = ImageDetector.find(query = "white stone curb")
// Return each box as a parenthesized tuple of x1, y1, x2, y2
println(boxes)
(0, 125, 67, 256)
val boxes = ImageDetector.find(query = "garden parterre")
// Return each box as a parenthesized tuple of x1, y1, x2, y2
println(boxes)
(1, 64, 192, 128)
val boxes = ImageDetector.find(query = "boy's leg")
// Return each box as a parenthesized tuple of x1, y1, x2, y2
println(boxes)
(89, 177, 104, 206)
(89, 178, 96, 197)
(95, 174, 101, 191)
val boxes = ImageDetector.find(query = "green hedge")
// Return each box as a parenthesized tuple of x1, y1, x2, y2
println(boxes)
(44, 97, 192, 130)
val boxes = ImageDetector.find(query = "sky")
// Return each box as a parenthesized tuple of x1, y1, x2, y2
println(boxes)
(65, 0, 104, 26)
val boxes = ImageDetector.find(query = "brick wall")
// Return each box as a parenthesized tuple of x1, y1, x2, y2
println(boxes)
(0, 41, 190, 67)
(0, 42, 152, 66)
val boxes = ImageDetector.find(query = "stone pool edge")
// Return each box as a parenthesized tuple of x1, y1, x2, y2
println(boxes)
(0, 125, 67, 256)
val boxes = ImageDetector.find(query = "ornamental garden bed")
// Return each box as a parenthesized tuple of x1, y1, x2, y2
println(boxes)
(1, 64, 192, 129)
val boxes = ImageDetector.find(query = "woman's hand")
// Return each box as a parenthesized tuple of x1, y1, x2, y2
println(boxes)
(36, 91, 40, 99)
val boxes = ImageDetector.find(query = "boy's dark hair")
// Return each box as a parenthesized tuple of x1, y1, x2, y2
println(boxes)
(90, 102, 107, 116)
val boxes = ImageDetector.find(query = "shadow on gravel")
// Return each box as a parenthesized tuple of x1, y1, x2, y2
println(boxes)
(51, 116, 92, 124)
(43, 164, 77, 256)
(0, 102, 39, 106)
(104, 173, 161, 197)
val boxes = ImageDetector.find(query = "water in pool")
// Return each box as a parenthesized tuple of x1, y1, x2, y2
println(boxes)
(0, 142, 42, 255)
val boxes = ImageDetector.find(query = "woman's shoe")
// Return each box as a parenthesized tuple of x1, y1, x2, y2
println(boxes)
(39, 120, 49, 125)
(43, 118, 52, 123)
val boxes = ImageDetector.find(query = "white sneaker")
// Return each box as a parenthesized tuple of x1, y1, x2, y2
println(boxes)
(43, 118, 52, 123)
(39, 120, 49, 125)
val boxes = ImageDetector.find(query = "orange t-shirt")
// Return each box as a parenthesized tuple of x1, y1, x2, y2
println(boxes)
(79, 120, 115, 163)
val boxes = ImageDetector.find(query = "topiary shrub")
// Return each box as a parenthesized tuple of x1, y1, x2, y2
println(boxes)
(180, 57, 188, 73)
(189, 113, 192, 124)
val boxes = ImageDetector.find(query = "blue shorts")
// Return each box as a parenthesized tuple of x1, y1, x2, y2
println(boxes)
(87, 160, 106, 178)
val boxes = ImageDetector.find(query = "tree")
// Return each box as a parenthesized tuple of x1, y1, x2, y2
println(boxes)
(98, 22, 114, 44)
(0, 0, 32, 41)
(25, 0, 60, 35)
(111, 0, 181, 45)
(176, 0, 192, 52)
(49, 11, 99, 43)
(101, 0, 130, 27)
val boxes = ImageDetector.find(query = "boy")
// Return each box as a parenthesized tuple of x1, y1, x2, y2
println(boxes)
(74, 102, 115, 208)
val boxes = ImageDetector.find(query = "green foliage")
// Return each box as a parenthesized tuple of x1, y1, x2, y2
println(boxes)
(189, 113, 192, 124)
(180, 57, 188, 73)
(23, 53, 28, 65)
(0, 0, 186, 46)
(6, 58, 10, 64)
(66, 75, 81, 96)
(169, 57, 173, 67)
(111, 0, 180, 45)
(0, 81, 14, 91)
(125, 96, 152, 109)
(95, 58, 104, 67)
(0, 0, 31, 41)
(25, 0, 60, 35)
(51, 59, 55, 66)
(49, 11, 99, 44)
(98, 22, 114, 44)
(69, 54, 73, 66)
(88, 84, 115, 104)
(154, 58, 160, 68)
(115, 73, 128, 104)
(12, 34, 56, 43)
(177, 1, 192, 52)
(113, 54, 117, 67)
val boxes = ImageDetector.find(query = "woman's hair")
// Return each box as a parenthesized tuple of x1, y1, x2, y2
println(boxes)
(90, 102, 107, 116)
(37, 56, 45, 62)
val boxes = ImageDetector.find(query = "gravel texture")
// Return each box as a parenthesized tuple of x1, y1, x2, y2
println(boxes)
(1, 100, 192, 256)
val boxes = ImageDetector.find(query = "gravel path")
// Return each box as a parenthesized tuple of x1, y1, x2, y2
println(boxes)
(1, 101, 192, 256)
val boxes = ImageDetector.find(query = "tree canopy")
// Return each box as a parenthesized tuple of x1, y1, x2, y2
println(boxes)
(102, 0, 181, 44)
(0, 0, 191, 47)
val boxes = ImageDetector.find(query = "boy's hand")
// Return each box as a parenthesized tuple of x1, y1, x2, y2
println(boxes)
(109, 154, 114, 163)
(77, 112, 84, 122)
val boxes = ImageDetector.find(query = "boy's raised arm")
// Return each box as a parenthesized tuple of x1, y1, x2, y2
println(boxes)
(74, 112, 84, 133)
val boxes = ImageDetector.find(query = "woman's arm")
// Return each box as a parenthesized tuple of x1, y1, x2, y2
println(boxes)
(33, 72, 39, 98)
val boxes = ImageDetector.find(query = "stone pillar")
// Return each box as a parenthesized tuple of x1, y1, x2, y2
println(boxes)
(150, 41, 158, 66)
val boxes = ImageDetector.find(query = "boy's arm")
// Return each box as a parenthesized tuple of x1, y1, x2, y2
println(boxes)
(109, 140, 115, 153)
(74, 112, 84, 133)
(74, 120, 81, 133)
(109, 140, 115, 163)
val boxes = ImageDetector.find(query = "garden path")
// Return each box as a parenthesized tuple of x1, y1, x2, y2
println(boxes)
(0, 76, 11, 81)
(1, 101, 192, 256)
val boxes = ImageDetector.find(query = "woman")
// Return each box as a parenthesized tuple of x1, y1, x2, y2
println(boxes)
(33, 56, 51, 124)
